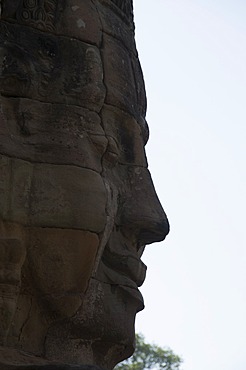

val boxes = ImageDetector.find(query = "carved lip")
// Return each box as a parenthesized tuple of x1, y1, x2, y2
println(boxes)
(98, 261, 145, 311)
(120, 284, 145, 312)
(101, 249, 147, 288)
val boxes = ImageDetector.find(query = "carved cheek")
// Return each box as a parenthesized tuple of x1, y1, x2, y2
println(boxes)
(28, 165, 107, 232)
(0, 157, 107, 233)
(27, 228, 100, 297)
(25, 227, 100, 318)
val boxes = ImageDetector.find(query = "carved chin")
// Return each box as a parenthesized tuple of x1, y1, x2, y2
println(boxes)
(44, 277, 142, 368)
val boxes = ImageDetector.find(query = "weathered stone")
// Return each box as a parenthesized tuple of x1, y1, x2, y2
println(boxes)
(116, 166, 169, 244)
(101, 33, 146, 122)
(0, 345, 104, 368)
(1, 0, 61, 33)
(101, 104, 148, 167)
(0, 22, 105, 111)
(44, 278, 141, 369)
(4, 229, 99, 355)
(0, 0, 170, 368)
(27, 228, 99, 301)
(102, 33, 137, 117)
(0, 156, 107, 232)
(56, 1, 102, 46)
(0, 98, 105, 171)
(1, 0, 102, 46)
(131, 56, 147, 118)
(0, 238, 25, 345)
(94, 0, 137, 53)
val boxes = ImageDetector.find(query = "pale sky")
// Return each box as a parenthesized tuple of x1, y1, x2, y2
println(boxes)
(133, 1, 246, 370)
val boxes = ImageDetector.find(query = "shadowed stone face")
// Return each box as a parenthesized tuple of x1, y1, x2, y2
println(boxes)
(0, 1, 169, 369)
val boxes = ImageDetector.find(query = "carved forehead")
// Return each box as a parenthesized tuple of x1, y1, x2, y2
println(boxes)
(0, 0, 148, 160)
(1, 0, 147, 120)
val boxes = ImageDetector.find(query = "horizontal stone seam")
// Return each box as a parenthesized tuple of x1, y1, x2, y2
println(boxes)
(0, 93, 102, 114)
(1, 94, 145, 127)
(1, 220, 103, 236)
(0, 19, 100, 49)
(101, 29, 137, 57)
(0, 152, 103, 174)
(0, 150, 148, 170)
(0, 95, 101, 115)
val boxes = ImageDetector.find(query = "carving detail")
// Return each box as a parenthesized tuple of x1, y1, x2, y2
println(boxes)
(18, 0, 57, 31)
(0, 0, 169, 368)
(2, 0, 58, 32)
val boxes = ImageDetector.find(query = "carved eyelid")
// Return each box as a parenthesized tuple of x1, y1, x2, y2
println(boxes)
(106, 136, 120, 158)
(107, 136, 119, 154)
(103, 136, 120, 165)
(89, 134, 108, 155)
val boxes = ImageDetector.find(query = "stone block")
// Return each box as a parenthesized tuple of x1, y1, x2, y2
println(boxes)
(0, 156, 107, 232)
(0, 22, 105, 111)
(0, 97, 106, 172)
(101, 105, 147, 167)
(102, 34, 137, 117)
(27, 227, 99, 314)
(94, 0, 137, 53)
(1, 0, 102, 46)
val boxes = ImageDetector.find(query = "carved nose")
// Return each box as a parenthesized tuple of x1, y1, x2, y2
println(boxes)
(119, 167, 169, 246)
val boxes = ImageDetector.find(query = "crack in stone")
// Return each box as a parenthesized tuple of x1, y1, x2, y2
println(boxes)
(0, 93, 103, 114)
(0, 152, 103, 174)
(18, 296, 32, 343)
(1, 19, 100, 48)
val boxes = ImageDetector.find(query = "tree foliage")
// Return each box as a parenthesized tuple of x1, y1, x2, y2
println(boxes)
(115, 334, 182, 370)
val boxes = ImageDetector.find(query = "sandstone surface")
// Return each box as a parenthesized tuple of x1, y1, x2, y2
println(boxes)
(0, 1, 169, 368)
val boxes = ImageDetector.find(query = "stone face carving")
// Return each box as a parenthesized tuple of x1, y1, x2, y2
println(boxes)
(0, 0, 169, 369)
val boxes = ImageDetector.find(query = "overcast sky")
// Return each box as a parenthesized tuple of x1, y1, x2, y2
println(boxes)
(133, 1, 246, 370)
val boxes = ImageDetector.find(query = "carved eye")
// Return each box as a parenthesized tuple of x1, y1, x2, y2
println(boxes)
(104, 136, 120, 166)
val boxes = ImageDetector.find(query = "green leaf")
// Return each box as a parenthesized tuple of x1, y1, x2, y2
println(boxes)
(115, 334, 183, 370)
